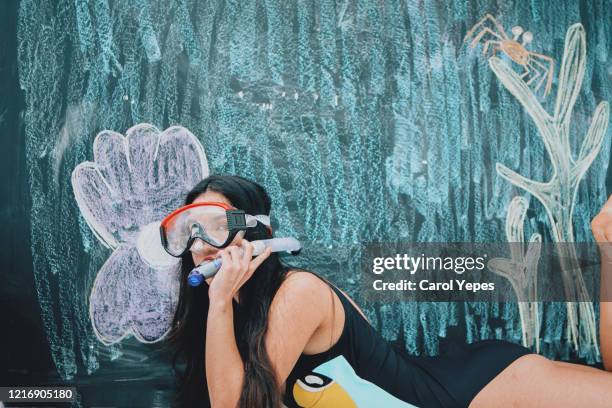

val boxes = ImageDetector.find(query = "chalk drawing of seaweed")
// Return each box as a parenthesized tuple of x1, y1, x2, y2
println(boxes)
(489, 23, 610, 355)
(488, 196, 542, 352)
(71, 124, 209, 345)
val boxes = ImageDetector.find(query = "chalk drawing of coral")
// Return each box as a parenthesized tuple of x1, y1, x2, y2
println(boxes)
(489, 23, 609, 357)
(489, 196, 542, 352)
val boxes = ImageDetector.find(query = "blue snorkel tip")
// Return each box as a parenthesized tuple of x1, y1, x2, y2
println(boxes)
(187, 270, 204, 287)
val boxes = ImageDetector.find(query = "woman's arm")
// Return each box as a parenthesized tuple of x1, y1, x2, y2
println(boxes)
(206, 298, 245, 407)
(205, 242, 329, 406)
(263, 272, 332, 388)
(591, 194, 612, 371)
(205, 242, 270, 407)
(601, 282, 612, 371)
(206, 271, 328, 406)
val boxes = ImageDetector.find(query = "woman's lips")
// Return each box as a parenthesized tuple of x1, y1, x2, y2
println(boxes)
(195, 254, 218, 268)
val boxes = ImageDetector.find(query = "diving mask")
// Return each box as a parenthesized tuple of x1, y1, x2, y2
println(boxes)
(159, 201, 271, 257)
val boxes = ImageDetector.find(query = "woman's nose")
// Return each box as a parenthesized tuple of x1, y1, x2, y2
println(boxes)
(191, 240, 220, 264)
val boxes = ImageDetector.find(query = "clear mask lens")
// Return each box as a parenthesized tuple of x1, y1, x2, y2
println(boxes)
(189, 239, 206, 254)
(164, 205, 231, 255)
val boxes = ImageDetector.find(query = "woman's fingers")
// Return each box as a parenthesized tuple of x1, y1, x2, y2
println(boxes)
(219, 248, 232, 267)
(228, 246, 242, 273)
(228, 241, 256, 289)
(241, 240, 254, 272)
(212, 241, 273, 298)
(592, 198, 612, 243)
(592, 195, 612, 262)
(592, 218, 606, 242)
(606, 227, 612, 243)
(249, 246, 272, 272)
(238, 248, 269, 289)
(603, 193, 612, 212)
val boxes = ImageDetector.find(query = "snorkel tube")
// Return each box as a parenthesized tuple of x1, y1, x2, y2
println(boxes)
(187, 237, 302, 287)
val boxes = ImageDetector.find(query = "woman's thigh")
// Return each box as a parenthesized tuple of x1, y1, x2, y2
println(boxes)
(469, 354, 612, 407)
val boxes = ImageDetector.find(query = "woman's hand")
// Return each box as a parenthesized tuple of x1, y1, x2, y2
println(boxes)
(207, 239, 272, 304)
(591, 194, 612, 371)
(591, 194, 612, 261)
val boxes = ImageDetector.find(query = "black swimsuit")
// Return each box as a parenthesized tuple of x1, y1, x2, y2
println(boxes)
(283, 272, 533, 408)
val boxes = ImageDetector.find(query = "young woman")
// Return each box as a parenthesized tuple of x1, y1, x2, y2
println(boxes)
(167, 174, 612, 408)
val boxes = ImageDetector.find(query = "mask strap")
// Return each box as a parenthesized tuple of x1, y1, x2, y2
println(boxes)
(253, 214, 273, 234)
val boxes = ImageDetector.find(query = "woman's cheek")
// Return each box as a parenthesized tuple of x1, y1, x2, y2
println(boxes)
(191, 251, 202, 265)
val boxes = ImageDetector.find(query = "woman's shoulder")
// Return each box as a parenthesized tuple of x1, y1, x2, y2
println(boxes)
(265, 270, 335, 355)
(281, 270, 371, 325)
(268, 270, 335, 322)
(283, 269, 321, 282)
(278, 270, 330, 297)
(272, 270, 346, 356)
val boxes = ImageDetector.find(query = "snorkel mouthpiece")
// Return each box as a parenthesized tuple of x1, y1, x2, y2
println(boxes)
(188, 257, 222, 287)
(187, 270, 204, 287)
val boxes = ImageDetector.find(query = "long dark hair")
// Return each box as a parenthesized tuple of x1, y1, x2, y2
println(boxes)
(166, 174, 292, 407)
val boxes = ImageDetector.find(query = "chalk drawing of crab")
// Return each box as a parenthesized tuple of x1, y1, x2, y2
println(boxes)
(464, 14, 555, 97)
(71, 124, 209, 345)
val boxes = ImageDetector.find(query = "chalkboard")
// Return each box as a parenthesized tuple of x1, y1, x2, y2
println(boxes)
(2, 0, 611, 407)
